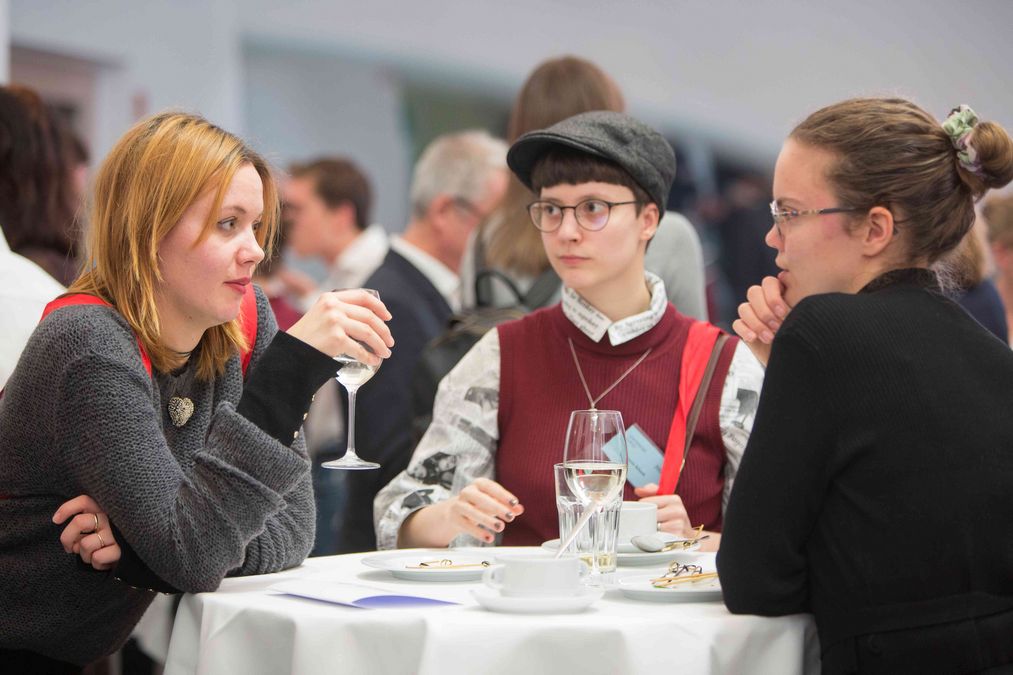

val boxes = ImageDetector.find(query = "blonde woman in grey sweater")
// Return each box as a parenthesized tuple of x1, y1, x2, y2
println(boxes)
(0, 112, 393, 672)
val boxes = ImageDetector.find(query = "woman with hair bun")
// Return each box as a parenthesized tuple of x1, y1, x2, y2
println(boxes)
(718, 99, 1013, 673)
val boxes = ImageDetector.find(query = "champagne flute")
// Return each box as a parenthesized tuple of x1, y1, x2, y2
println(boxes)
(322, 289, 382, 471)
(561, 409, 627, 576)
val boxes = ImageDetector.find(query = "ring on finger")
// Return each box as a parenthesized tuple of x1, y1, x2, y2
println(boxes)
(92, 513, 100, 532)
(95, 531, 106, 548)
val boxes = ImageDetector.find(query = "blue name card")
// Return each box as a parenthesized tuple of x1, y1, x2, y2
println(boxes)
(602, 423, 665, 488)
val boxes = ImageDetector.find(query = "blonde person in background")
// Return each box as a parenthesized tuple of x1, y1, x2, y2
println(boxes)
(0, 112, 393, 672)
(460, 55, 708, 320)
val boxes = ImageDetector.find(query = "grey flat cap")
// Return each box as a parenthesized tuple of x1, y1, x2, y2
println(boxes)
(507, 110, 676, 212)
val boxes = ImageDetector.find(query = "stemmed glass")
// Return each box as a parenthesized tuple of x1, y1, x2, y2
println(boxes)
(561, 409, 628, 576)
(322, 288, 382, 471)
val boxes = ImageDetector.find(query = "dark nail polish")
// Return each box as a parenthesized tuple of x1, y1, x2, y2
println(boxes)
(509, 498, 519, 506)
(493, 521, 503, 532)
(503, 513, 514, 521)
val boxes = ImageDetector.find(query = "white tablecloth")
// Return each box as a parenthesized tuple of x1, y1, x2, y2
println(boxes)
(164, 548, 819, 675)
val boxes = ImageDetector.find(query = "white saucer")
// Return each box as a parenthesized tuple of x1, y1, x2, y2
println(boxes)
(540, 539, 701, 567)
(616, 573, 722, 603)
(361, 549, 498, 582)
(471, 586, 604, 614)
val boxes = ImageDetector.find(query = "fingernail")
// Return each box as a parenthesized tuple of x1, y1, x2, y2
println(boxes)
(744, 331, 757, 342)
(768, 321, 779, 331)
(761, 331, 774, 343)
(493, 521, 503, 532)
(774, 305, 786, 318)
(485, 535, 494, 543)
(503, 513, 514, 521)
(508, 499, 519, 506)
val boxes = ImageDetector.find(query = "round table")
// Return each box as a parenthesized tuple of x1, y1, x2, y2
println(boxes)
(163, 547, 819, 675)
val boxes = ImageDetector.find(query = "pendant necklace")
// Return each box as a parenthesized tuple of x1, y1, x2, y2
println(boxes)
(567, 337, 652, 411)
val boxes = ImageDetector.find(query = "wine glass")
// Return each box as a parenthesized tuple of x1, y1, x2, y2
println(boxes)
(562, 409, 628, 576)
(322, 289, 383, 471)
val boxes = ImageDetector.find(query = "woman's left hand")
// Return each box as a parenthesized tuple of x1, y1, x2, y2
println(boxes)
(53, 495, 121, 571)
(633, 484, 694, 536)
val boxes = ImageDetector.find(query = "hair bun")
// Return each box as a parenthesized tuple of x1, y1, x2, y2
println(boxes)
(969, 120, 1013, 192)
(944, 106, 1013, 197)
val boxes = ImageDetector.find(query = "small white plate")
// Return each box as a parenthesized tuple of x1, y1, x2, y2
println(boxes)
(471, 586, 604, 614)
(361, 551, 497, 582)
(616, 574, 722, 602)
(540, 539, 701, 567)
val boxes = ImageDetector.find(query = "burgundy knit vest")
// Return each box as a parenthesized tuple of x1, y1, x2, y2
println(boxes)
(496, 304, 736, 546)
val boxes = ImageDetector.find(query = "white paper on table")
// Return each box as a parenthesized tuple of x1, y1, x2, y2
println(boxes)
(269, 579, 459, 609)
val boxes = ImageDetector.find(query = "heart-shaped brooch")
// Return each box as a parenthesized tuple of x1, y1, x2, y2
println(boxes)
(168, 396, 195, 427)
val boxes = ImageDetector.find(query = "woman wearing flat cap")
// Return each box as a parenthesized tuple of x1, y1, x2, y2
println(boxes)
(376, 111, 763, 551)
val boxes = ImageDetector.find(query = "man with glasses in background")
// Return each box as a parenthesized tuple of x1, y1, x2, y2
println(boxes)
(334, 130, 509, 553)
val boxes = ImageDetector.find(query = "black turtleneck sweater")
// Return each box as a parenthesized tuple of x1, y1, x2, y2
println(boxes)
(718, 269, 1013, 656)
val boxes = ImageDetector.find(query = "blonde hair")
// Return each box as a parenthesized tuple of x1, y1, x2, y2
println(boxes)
(486, 56, 625, 276)
(790, 98, 1013, 265)
(70, 111, 278, 380)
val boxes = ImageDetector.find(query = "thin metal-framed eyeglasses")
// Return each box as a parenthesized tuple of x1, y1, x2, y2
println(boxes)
(769, 200, 861, 238)
(527, 199, 641, 232)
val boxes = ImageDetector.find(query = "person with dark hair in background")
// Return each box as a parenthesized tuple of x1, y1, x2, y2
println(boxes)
(0, 86, 66, 389)
(282, 157, 387, 308)
(720, 99, 1013, 673)
(279, 157, 389, 553)
(0, 85, 81, 286)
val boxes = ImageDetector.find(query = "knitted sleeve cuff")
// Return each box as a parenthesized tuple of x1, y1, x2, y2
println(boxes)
(110, 522, 180, 594)
(237, 331, 338, 446)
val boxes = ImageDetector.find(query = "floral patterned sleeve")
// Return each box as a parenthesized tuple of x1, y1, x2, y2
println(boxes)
(718, 341, 766, 511)
(374, 329, 502, 550)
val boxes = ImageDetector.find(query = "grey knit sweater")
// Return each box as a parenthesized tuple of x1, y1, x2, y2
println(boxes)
(0, 287, 317, 665)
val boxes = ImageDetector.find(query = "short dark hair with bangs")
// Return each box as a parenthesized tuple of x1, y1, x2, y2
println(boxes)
(530, 147, 651, 211)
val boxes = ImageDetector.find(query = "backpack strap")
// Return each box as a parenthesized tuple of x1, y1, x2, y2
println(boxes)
(38, 285, 259, 379)
(658, 322, 729, 495)
(522, 266, 561, 310)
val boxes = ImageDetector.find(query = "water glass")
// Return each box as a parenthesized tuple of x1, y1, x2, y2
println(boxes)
(553, 462, 621, 573)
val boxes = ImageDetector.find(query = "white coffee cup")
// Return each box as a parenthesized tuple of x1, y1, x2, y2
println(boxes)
(617, 501, 658, 544)
(483, 553, 589, 597)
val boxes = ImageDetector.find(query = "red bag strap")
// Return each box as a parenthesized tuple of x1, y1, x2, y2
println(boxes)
(40, 294, 156, 377)
(238, 283, 258, 377)
(38, 285, 259, 379)
(658, 321, 725, 495)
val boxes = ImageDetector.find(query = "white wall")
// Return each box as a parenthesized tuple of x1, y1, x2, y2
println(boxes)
(243, 43, 411, 231)
(11, 0, 1013, 182)
(10, 0, 242, 159)
(0, 0, 8, 82)
(238, 0, 1013, 162)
